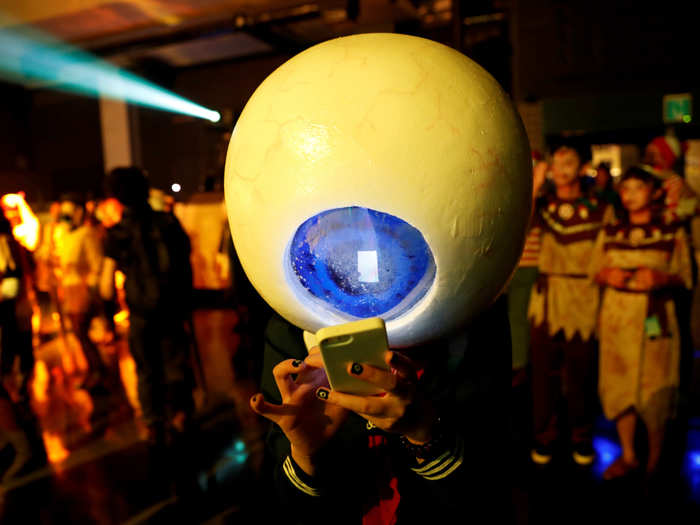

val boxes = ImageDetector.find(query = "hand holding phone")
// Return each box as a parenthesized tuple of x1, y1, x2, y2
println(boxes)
(316, 317, 390, 395)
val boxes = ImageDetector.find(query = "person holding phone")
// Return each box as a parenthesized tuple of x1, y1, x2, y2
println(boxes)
(251, 302, 511, 524)
(224, 33, 532, 524)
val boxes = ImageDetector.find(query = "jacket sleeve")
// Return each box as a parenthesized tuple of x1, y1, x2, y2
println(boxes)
(395, 295, 512, 522)
(259, 316, 333, 523)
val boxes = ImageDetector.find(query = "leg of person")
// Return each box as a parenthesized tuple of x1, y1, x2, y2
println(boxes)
(159, 319, 195, 433)
(640, 386, 677, 477)
(564, 333, 597, 466)
(508, 267, 538, 373)
(15, 329, 35, 403)
(69, 311, 105, 387)
(530, 323, 562, 464)
(0, 386, 32, 483)
(128, 315, 164, 442)
(603, 409, 640, 479)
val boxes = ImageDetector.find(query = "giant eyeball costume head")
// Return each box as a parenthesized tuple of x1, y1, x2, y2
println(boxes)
(225, 33, 531, 347)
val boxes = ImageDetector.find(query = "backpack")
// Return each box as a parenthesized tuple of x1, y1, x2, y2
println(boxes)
(121, 211, 193, 317)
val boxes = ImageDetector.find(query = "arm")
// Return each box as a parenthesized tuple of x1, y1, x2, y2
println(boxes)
(99, 257, 117, 301)
(252, 316, 350, 512)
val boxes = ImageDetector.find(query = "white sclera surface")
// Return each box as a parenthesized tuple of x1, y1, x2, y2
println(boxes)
(225, 33, 532, 347)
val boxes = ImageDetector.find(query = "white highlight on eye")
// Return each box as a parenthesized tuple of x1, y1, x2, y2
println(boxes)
(357, 250, 379, 283)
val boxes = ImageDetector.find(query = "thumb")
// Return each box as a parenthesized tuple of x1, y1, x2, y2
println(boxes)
(304, 352, 324, 369)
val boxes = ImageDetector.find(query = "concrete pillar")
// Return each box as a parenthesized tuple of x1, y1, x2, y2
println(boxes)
(99, 97, 134, 172)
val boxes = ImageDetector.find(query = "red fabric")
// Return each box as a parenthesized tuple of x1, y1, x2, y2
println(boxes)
(363, 435, 400, 525)
(361, 366, 426, 524)
(651, 136, 680, 170)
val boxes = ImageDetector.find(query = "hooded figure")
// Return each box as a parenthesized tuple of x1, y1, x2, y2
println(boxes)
(225, 34, 531, 524)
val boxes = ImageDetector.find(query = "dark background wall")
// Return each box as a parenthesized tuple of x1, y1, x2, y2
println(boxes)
(134, 53, 291, 200)
(2, 1, 700, 203)
(511, 0, 699, 100)
(0, 83, 103, 207)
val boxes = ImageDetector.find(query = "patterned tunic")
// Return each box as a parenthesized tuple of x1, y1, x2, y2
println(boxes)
(589, 220, 692, 426)
(528, 195, 612, 341)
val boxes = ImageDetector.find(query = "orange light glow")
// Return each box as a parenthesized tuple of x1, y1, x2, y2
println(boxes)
(31, 308, 40, 334)
(96, 198, 123, 228)
(1, 193, 40, 251)
(43, 432, 69, 463)
(113, 309, 129, 325)
(31, 360, 50, 404)
(115, 270, 126, 290)
(119, 353, 142, 415)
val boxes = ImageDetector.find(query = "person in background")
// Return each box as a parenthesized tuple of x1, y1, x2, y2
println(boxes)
(528, 144, 613, 467)
(508, 154, 547, 384)
(55, 193, 105, 388)
(0, 213, 37, 483)
(591, 166, 693, 479)
(643, 134, 698, 444)
(34, 201, 62, 337)
(100, 167, 195, 449)
(592, 162, 622, 211)
(642, 135, 697, 222)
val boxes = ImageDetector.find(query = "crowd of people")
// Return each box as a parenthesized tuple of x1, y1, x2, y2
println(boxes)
(0, 167, 199, 487)
(508, 133, 699, 480)
(1, 133, 698, 521)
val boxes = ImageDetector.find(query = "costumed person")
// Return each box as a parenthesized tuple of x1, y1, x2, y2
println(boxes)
(506, 155, 545, 469)
(509, 154, 547, 382)
(592, 161, 622, 211)
(100, 167, 195, 448)
(642, 135, 697, 222)
(528, 144, 613, 467)
(224, 33, 532, 523)
(643, 135, 698, 430)
(55, 194, 105, 388)
(33, 201, 62, 338)
(590, 167, 693, 479)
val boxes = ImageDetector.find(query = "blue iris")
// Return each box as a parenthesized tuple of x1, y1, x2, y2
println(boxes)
(289, 207, 436, 318)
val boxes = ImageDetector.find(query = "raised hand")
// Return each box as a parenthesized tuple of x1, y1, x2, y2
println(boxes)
(308, 350, 436, 444)
(250, 357, 349, 475)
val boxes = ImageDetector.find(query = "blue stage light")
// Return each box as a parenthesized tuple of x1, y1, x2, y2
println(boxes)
(592, 436, 621, 478)
(0, 23, 220, 122)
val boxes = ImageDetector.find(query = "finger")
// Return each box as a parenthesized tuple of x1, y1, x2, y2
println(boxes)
(346, 362, 398, 392)
(304, 352, 324, 369)
(385, 351, 418, 380)
(249, 393, 293, 424)
(273, 359, 305, 399)
(315, 387, 386, 417)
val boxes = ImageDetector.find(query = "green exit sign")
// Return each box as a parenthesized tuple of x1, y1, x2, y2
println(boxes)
(663, 93, 692, 123)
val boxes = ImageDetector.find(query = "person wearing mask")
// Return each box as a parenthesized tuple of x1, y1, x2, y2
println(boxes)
(55, 194, 105, 388)
(224, 34, 533, 523)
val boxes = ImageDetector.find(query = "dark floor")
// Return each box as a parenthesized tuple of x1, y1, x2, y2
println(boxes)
(1, 306, 699, 524)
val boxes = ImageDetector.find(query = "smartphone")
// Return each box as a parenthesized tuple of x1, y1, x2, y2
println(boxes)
(316, 317, 390, 395)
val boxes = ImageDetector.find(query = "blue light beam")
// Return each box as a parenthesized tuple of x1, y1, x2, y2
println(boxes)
(0, 23, 220, 122)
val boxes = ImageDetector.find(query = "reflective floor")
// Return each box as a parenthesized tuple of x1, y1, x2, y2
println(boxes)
(0, 306, 270, 524)
(1, 304, 699, 524)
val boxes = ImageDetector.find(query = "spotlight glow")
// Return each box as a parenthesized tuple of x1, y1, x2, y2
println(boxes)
(0, 23, 221, 122)
(592, 436, 622, 479)
(171, 183, 181, 193)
